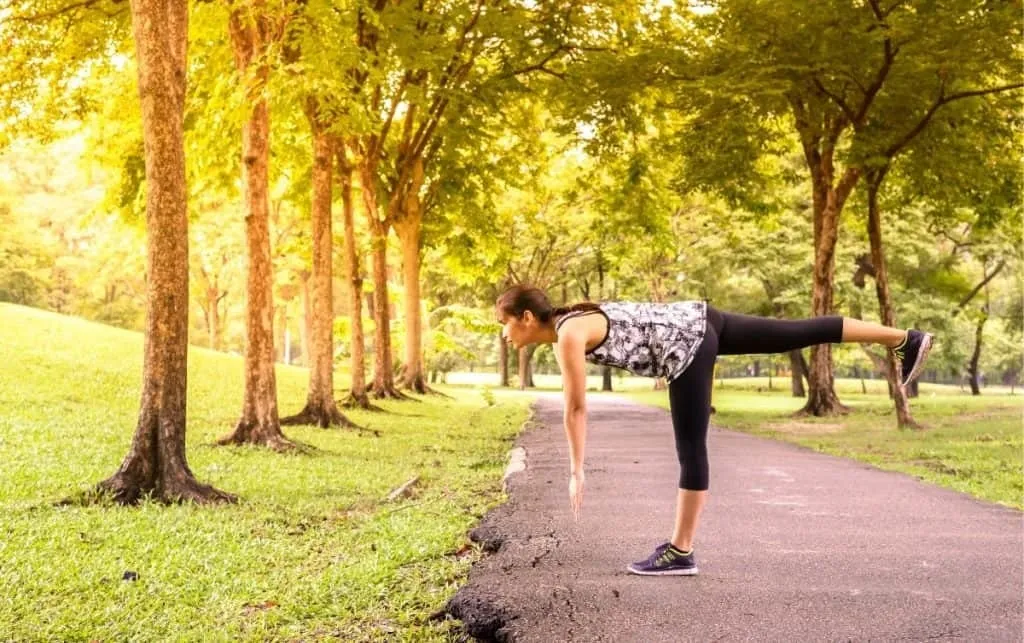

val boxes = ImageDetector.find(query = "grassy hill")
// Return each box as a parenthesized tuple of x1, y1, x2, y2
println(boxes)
(0, 303, 530, 640)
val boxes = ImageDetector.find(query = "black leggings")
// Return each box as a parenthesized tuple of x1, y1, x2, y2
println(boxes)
(670, 306, 844, 490)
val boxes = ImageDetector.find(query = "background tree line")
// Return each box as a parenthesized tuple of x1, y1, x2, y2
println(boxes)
(1, 0, 1019, 501)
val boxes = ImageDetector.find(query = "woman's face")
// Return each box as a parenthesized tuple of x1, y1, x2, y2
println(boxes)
(498, 310, 538, 351)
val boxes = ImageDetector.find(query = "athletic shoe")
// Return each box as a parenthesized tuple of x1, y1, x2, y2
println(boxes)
(627, 543, 699, 576)
(894, 329, 934, 386)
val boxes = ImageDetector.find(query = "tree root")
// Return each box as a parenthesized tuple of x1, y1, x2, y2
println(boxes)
(366, 383, 416, 401)
(83, 471, 238, 506)
(341, 392, 385, 412)
(281, 402, 360, 429)
(216, 423, 299, 452)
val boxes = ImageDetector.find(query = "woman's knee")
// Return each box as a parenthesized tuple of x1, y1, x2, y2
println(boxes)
(677, 446, 709, 490)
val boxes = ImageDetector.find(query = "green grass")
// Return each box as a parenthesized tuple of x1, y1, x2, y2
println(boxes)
(0, 303, 531, 641)
(621, 379, 1023, 509)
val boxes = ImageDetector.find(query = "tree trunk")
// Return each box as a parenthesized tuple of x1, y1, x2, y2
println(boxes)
(218, 4, 293, 450)
(336, 144, 373, 410)
(299, 271, 312, 366)
(517, 346, 535, 390)
(906, 379, 919, 398)
(968, 312, 986, 396)
(601, 365, 613, 392)
(359, 162, 405, 400)
(206, 285, 221, 351)
(498, 333, 510, 387)
(282, 107, 354, 428)
(866, 168, 919, 429)
(863, 345, 895, 397)
(274, 304, 287, 363)
(393, 156, 431, 394)
(789, 350, 807, 397)
(801, 165, 859, 416)
(98, 0, 234, 504)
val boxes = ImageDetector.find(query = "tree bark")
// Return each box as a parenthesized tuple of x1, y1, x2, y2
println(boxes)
(299, 271, 312, 366)
(282, 106, 355, 428)
(393, 156, 432, 394)
(866, 168, 920, 429)
(98, 0, 234, 504)
(801, 163, 859, 416)
(967, 311, 986, 395)
(359, 162, 406, 400)
(274, 304, 287, 363)
(336, 144, 374, 410)
(498, 333, 510, 387)
(218, 2, 293, 450)
(601, 365, 613, 392)
(789, 350, 807, 397)
(205, 284, 221, 351)
(517, 346, 535, 390)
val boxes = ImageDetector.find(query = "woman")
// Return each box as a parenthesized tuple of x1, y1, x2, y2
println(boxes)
(495, 284, 933, 577)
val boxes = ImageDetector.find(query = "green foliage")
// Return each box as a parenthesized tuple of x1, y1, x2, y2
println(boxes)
(0, 303, 530, 639)
(424, 305, 496, 375)
(0, 204, 52, 306)
(0, 0, 131, 147)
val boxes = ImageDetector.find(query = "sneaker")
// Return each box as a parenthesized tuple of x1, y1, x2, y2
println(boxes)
(894, 329, 934, 386)
(627, 543, 699, 576)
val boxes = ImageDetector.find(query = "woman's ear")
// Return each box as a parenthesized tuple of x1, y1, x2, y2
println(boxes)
(522, 310, 535, 324)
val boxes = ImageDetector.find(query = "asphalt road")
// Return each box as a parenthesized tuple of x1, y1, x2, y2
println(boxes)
(446, 393, 1023, 642)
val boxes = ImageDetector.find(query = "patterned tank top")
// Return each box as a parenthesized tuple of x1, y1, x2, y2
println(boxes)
(554, 301, 708, 381)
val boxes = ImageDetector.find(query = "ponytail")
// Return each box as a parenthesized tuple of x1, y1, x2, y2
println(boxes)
(496, 284, 600, 324)
(551, 302, 601, 318)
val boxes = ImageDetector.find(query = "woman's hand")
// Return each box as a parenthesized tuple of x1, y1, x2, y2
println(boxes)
(568, 469, 585, 521)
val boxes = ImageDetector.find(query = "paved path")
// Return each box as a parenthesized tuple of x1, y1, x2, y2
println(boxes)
(447, 394, 1023, 642)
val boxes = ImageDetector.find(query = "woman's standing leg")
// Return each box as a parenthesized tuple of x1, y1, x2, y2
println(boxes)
(627, 321, 718, 576)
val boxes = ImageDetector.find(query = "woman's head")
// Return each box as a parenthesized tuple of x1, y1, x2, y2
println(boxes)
(495, 285, 554, 350)
(495, 284, 599, 350)
(496, 284, 556, 324)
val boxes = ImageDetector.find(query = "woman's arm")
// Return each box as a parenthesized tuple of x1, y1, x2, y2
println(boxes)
(554, 325, 587, 474)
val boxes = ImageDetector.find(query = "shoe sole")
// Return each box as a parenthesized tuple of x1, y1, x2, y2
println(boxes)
(902, 333, 933, 387)
(626, 566, 699, 576)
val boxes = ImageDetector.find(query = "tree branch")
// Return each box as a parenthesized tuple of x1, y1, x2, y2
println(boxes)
(503, 44, 568, 79)
(368, 73, 410, 164)
(10, 0, 125, 22)
(855, 2, 899, 126)
(813, 76, 857, 125)
(942, 83, 1024, 103)
(957, 260, 1006, 311)
(885, 82, 1023, 157)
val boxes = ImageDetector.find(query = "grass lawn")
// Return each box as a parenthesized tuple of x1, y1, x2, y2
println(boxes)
(621, 378, 1023, 510)
(0, 304, 531, 641)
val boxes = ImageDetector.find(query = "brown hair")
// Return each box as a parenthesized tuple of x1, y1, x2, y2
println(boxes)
(495, 284, 600, 324)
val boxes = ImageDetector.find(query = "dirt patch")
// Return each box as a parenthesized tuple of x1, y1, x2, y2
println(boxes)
(763, 421, 844, 434)
(445, 589, 515, 642)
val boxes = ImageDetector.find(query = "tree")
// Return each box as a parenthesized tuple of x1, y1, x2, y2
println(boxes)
(335, 143, 376, 409)
(632, 0, 1021, 415)
(279, 97, 357, 427)
(217, 0, 295, 450)
(97, 0, 234, 504)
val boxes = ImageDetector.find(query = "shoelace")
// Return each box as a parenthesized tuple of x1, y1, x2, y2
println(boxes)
(655, 549, 678, 567)
(894, 334, 910, 362)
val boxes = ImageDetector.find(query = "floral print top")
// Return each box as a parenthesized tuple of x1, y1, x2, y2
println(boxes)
(554, 301, 708, 381)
